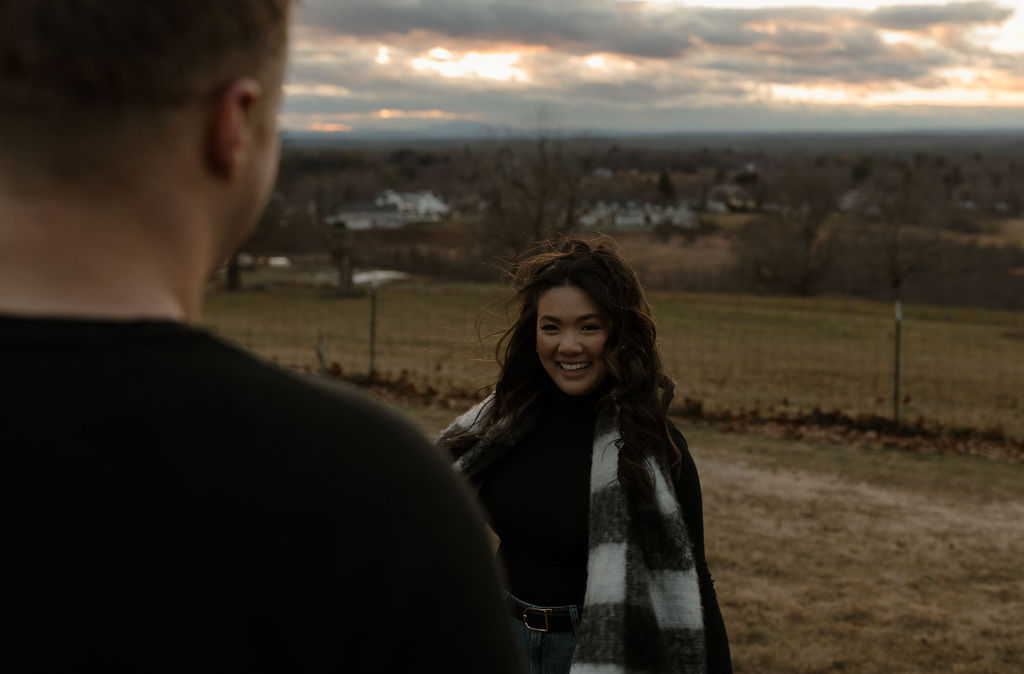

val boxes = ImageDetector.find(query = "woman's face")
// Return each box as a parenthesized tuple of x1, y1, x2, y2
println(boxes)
(535, 284, 610, 396)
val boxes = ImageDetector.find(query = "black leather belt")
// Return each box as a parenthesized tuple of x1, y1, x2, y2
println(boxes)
(508, 597, 577, 633)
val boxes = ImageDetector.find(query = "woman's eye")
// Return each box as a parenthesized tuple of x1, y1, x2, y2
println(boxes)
(539, 324, 557, 333)
(582, 324, 603, 332)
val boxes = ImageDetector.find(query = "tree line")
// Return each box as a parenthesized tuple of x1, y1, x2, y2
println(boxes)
(229, 134, 1024, 310)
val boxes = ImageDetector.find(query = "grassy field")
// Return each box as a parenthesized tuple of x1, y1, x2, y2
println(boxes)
(403, 404, 1024, 674)
(203, 278, 1024, 439)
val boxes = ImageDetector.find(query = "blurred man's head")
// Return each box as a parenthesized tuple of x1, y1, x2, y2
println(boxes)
(0, 0, 292, 270)
(0, 0, 290, 187)
(0, 0, 293, 320)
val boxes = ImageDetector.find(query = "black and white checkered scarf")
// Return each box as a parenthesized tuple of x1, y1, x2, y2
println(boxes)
(443, 395, 707, 674)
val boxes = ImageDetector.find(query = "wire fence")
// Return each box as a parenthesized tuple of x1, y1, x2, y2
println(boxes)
(202, 277, 1024, 441)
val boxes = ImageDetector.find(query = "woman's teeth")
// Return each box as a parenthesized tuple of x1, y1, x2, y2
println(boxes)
(559, 362, 590, 371)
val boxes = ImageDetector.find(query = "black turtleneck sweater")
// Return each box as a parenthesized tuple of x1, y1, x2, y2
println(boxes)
(476, 385, 598, 606)
(473, 384, 734, 672)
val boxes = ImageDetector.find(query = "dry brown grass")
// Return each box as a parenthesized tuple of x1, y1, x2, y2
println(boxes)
(403, 404, 1024, 673)
(615, 231, 736, 277)
(695, 433, 1024, 673)
(1000, 219, 1024, 249)
(965, 218, 1024, 249)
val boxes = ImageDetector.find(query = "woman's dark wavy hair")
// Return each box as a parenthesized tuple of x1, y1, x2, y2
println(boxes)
(445, 235, 681, 503)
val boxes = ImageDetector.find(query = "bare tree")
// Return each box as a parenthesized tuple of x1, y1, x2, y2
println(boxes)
(734, 167, 847, 295)
(477, 129, 591, 263)
(307, 180, 355, 296)
(854, 164, 945, 299)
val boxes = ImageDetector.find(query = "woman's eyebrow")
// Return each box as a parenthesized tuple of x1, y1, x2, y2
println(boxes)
(538, 313, 605, 323)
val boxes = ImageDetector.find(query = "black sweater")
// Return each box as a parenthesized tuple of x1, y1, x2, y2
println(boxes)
(475, 385, 733, 672)
(477, 386, 599, 605)
(2, 316, 526, 673)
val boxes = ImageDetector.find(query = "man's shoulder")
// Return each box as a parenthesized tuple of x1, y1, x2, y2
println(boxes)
(4, 316, 445, 490)
(195, 335, 423, 441)
(176, 333, 432, 458)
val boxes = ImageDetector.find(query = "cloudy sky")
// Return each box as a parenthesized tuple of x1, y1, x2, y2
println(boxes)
(282, 0, 1024, 135)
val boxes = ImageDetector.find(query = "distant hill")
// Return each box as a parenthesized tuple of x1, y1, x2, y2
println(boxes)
(282, 123, 1024, 154)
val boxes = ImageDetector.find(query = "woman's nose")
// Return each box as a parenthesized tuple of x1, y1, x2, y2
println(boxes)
(558, 334, 583, 354)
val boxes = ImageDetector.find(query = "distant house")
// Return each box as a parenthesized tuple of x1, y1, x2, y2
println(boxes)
(327, 190, 450, 230)
(375, 190, 449, 219)
(234, 252, 292, 268)
(838, 189, 880, 217)
(579, 201, 696, 231)
(706, 184, 755, 212)
(614, 208, 648, 229)
(839, 189, 864, 212)
(658, 204, 698, 227)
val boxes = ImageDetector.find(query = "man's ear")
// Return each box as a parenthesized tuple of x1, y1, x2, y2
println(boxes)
(206, 78, 264, 178)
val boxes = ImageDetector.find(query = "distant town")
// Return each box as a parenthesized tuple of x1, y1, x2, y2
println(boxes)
(228, 131, 1024, 311)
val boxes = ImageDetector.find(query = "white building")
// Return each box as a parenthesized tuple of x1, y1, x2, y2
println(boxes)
(375, 190, 450, 219)
(327, 190, 450, 230)
(579, 201, 697, 230)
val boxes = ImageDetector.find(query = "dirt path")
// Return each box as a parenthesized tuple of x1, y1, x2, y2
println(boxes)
(700, 452, 1024, 673)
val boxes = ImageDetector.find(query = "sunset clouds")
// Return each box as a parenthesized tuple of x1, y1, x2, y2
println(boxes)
(281, 1, 1024, 134)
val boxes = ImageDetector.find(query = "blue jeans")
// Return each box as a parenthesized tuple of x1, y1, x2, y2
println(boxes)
(508, 593, 581, 674)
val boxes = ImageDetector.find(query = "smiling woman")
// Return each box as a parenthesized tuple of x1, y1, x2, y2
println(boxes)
(438, 237, 733, 674)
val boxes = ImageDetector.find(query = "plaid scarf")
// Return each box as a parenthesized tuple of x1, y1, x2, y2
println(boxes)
(444, 396, 707, 674)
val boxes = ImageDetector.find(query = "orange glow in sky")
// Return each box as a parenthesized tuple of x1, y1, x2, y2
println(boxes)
(310, 122, 353, 133)
(376, 109, 459, 120)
